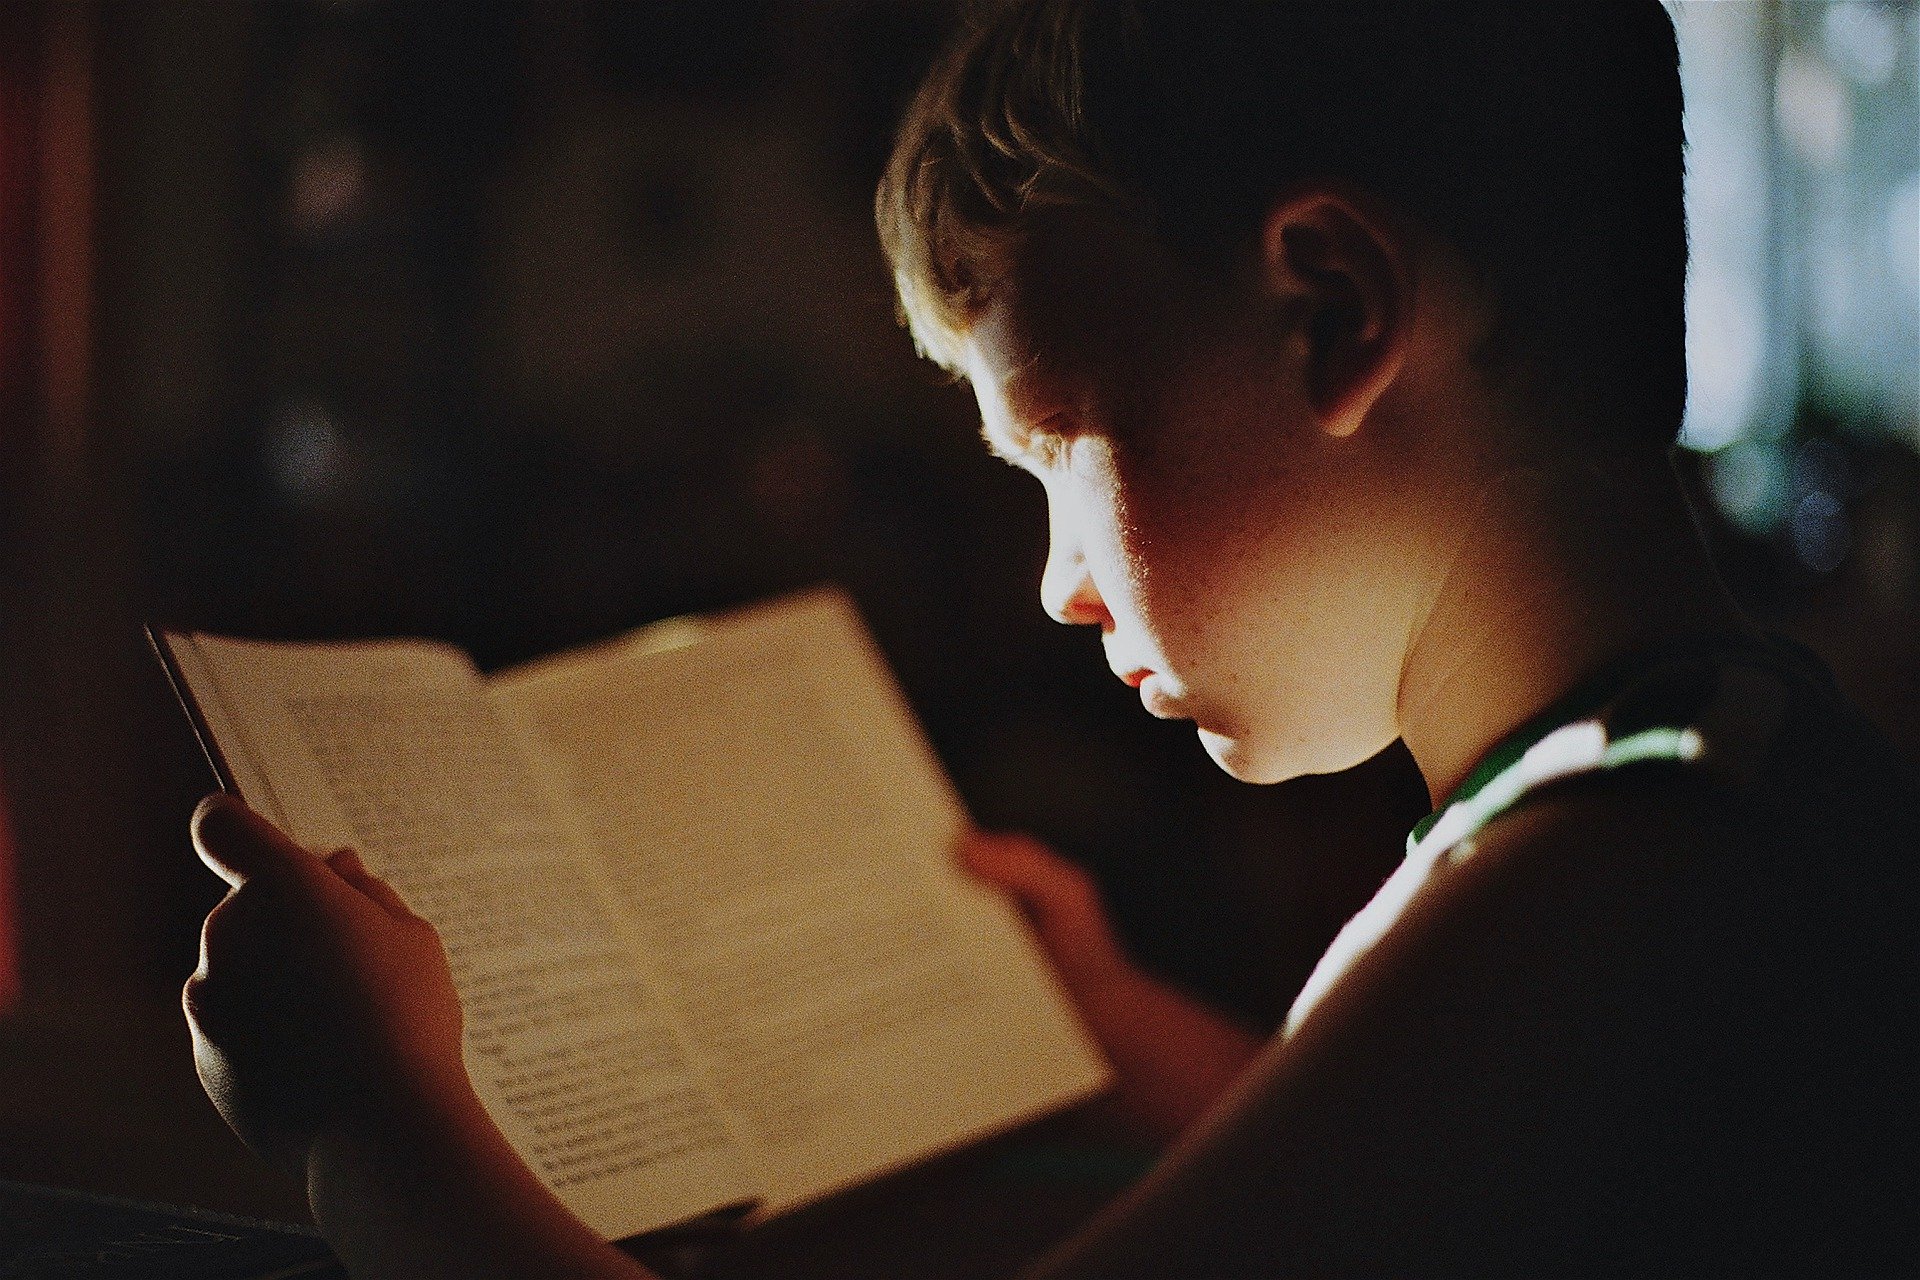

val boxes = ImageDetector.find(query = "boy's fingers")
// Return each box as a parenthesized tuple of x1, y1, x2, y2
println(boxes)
(961, 831, 1047, 896)
(962, 831, 1130, 979)
(192, 795, 324, 889)
(963, 832, 1101, 936)
(963, 832, 1085, 911)
(193, 799, 420, 927)
(325, 848, 420, 921)
(325, 847, 367, 877)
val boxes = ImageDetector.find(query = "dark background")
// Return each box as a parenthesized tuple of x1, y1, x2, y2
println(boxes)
(1, 0, 1916, 1249)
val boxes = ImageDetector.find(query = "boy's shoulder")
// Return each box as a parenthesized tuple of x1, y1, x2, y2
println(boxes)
(1256, 645, 1916, 1266)
(1436, 635, 1917, 967)
(1089, 643, 1916, 1279)
(1302, 633, 1918, 1085)
(1464, 634, 1916, 894)
(1380, 636, 1919, 1120)
(1293, 635, 1915, 1040)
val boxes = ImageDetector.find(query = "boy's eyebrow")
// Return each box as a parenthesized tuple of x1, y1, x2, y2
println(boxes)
(971, 343, 1065, 463)
(1000, 353, 1055, 420)
(979, 361, 1056, 464)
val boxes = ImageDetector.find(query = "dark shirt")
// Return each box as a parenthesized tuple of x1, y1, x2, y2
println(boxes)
(1044, 636, 1917, 1277)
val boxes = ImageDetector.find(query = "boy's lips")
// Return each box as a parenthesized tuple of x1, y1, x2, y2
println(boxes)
(1138, 675, 1185, 719)
(1117, 667, 1186, 719)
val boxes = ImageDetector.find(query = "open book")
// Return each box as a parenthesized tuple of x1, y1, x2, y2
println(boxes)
(151, 587, 1109, 1242)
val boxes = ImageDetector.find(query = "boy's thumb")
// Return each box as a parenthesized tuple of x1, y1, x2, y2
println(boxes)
(191, 795, 312, 889)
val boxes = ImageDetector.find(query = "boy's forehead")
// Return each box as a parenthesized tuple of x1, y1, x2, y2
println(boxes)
(983, 211, 1203, 383)
(960, 304, 1048, 428)
(1015, 212, 1183, 326)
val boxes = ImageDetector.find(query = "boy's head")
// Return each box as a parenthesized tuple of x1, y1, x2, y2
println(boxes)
(878, 0, 1686, 442)
(878, 0, 1690, 783)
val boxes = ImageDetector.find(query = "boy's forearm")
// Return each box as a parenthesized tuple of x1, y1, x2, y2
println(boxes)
(1080, 970, 1265, 1144)
(306, 1091, 658, 1280)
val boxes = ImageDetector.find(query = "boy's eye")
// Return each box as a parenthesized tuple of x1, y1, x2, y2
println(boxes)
(982, 404, 1079, 471)
(1023, 415, 1076, 466)
(1027, 432, 1069, 466)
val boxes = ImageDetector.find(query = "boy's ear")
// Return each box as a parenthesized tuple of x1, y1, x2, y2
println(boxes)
(1259, 189, 1412, 438)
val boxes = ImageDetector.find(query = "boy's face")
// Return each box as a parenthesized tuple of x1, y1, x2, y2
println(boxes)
(959, 213, 1421, 784)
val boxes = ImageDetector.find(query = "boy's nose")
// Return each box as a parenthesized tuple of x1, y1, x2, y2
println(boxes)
(1041, 543, 1111, 628)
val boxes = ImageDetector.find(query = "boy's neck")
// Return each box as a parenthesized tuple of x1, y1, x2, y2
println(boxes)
(1395, 454, 1751, 807)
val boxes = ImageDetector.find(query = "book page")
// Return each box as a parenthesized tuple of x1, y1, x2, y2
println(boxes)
(164, 633, 761, 1241)
(490, 588, 1110, 1213)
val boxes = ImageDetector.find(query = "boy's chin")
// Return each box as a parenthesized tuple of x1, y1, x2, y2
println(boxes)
(1200, 724, 1381, 785)
(1197, 727, 1302, 785)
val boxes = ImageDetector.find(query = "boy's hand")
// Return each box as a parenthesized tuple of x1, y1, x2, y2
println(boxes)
(960, 831, 1133, 995)
(184, 796, 473, 1180)
(959, 830, 1266, 1145)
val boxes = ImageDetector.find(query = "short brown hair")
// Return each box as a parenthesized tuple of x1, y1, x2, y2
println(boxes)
(877, 0, 1688, 449)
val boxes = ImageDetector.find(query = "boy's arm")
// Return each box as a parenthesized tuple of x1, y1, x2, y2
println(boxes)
(185, 799, 1258, 1276)
(305, 1093, 650, 1280)
(961, 834, 1264, 1145)
(1025, 783, 1740, 1279)
(187, 798, 655, 1280)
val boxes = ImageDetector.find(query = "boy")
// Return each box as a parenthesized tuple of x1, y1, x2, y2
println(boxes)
(185, 2, 1915, 1275)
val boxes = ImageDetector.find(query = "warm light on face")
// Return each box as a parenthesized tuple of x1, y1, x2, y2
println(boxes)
(954, 216, 1423, 786)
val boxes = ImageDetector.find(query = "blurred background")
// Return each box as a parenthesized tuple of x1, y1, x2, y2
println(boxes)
(0, 0, 1916, 1241)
